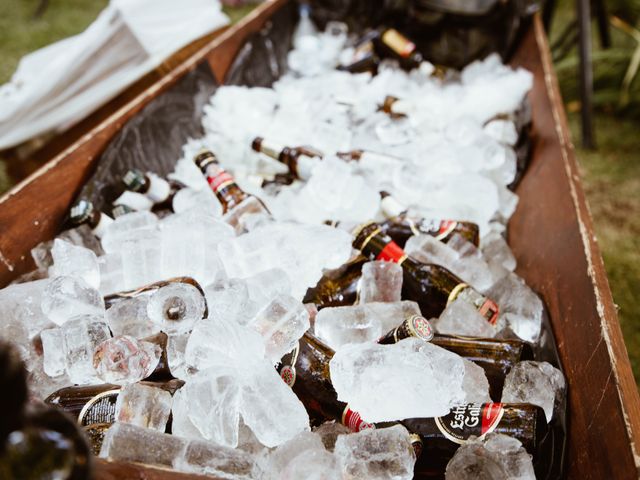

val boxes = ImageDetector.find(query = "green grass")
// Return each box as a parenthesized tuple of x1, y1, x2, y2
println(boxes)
(568, 112, 640, 381)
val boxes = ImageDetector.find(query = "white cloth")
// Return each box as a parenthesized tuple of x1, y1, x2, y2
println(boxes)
(0, 0, 229, 150)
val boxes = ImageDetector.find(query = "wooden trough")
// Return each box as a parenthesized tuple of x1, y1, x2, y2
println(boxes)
(0, 0, 638, 478)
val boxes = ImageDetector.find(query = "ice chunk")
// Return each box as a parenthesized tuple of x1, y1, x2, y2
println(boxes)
(171, 387, 204, 440)
(239, 361, 310, 448)
(330, 339, 466, 421)
(60, 315, 111, 385)
(40, 328, 66, 378)
(98, 253, 125, 296)
(245, 268, 292, 311)
(222, 196, 271, 235)
(147, 283, 206, 335)
(334, 424, 417, 480)
(315, 301, 422, 350)
(106, 296, 159, 339)
(175, 438, 257, 479)
(218, 222, 352, 300)
(313, 421, 351, 452)
(204, 278, 256, 327)
(119, 229, 164, 290)
(167, 333, 190, 379)
(115, 383, 172, 431)
(100, 422, 187, 469)
(486, 272, 543, 343)
(358, 261, 403, 303)
(445, 433, 535, 480)
(265, 430, 339, 479)
(100, 211, 159, 254)
(264, 430, 326, 474)
(249, 294, 310, 363)
(501, 361, 565, 422)
(50, 239, 100, 289)
(41, 276, 105, 326)
(433, 298, 497, 338)
(405, 234, 493, 292)
(462, 360, 491, 403)
(181, 368, 242, 447)
(93, 335, 161, 385)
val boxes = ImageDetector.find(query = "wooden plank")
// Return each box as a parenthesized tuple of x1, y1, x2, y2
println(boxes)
(95, 459, 213, 479)
(0, 0, 289, 288)
(509, 14, 640, 479)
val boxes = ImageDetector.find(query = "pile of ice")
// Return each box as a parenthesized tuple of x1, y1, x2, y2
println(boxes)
(0, 16, 566, 480)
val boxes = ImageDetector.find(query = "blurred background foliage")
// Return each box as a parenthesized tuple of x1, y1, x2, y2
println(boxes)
(0, 0, 638, 380)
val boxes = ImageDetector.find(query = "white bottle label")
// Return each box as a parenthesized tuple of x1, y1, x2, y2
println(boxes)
(380, 195, 406, 218)
(92, 213, 114, 239)
(114, 191, 153, 211)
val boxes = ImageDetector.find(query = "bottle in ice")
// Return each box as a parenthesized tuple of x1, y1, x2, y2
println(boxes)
(45, 379, 183, 454)
(337, 31, 380, 74)
(122, 169, 184, 212)
(352, 222, 499, 321)
(379, 191, 480, 247)
(378, 319, 533, 399)
(194, 149, 270, 231)
(402, 403, 551, 477)
(99, 173, 154, 212)
(251, 137, 323, 181)
(303, 255, 368, 308)
(68, 200, 114, 239)
(373, 27, 424, 70)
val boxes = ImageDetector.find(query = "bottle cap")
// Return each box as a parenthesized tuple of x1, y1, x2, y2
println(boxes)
(251, 137, 264, 152)
(69, 200, 93, 225)
(122, 169, 146, 192)
(193, 149, 218, 171)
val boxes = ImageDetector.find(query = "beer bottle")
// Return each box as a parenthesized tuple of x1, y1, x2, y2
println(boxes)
(45, 378, 183, 455)
(99, 175, 153, 212)
(194, 149, 270, 222)
(379, 191, 480, 247)
(337, 31, 380, 74)
(122, 169, 184, 212)
(303, 255, 368, 308)
(352, 222, 499, 321)
(378, 318, 533, 399)
(373, 28, 424, 70)
(251, 137, 323, 181)
(380, 95, 411, 118)
(403, 403, 550, 475)
(68, 200, 114, 239)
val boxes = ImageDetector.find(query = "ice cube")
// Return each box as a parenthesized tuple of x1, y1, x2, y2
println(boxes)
(501, 361, 565, 422)
(204, 278, 257, 326)
(334, 424, 417, 480)
(61, 315, 111, 385)
(40, 328, 66, 378)
(41, 276, 105, 326)
(98, 253, 125, 296)
(463, 360, 491, 403)
(50, 239, 100, 289)
(313, 421, 351, 452)
(315, 301, 422, 350)
(330, 339, 466, 421)
(358, 261, 403, 304)
(239, 361, 310, 448)
(181, 367, 242, 447)
(93, 335, 161, 385)
(106, 296, 159, 339)
(175, 438, 258, 479)
(146, 283, 206, 335)
(264, 430, 326, 474)
(167, 333, 190, 379)
(486, 273, 543, 343)
(433, 298, 497, 338)
(100, 422, 187, 469)
(249, 294, 310, 363)
(445, 432, 535, 480)
(119, 229, 164, 290)
(100, 211, 159, 254)
(245, 268, 292, 311)
(265, 430, 339, 479)
(171, 387, 204, 440)
(115, 383, 172, 431)
(222, 196, 271, 235)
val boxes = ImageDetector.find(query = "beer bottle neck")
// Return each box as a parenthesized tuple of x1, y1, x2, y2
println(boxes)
(202, 163, 248, 211)
(352, 223, 408, 264)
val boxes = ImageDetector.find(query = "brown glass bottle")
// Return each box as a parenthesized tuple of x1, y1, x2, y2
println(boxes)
(278, 332, 375, 432)
(337, 31, 380, 74)
(68, 200, 114, 239)
(194, 149, 269, 215)
(303, 255, 367, 307)
(45, 378, 183, 455)
(379, 191, 480, 247)
(251, 137, 323, 181)
(352, 222, 499, 322)
(403, 403, 549, 476)
(122, 169, 184, 212)
(374, 28, 424, 70)
(378, 320, 532, 399)
(103, 276, 207, 314)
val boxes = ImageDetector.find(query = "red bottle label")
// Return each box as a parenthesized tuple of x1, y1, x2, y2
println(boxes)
(342, 406, 375, 432)
(207, 170, 235, 193)
(436, 220, 458, 240)
(479, 298, 500, 325)
(376, 241, 408, 264)
(434, 403, 504, 444)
